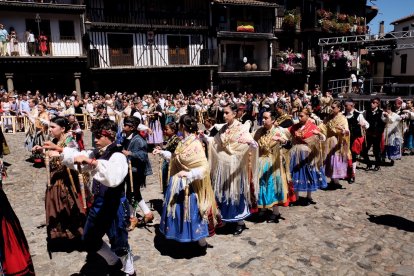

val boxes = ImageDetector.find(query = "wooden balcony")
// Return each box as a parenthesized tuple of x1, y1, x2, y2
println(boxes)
(109, 48, 133, 67)
(0, 40, 84, 58)
(0, 0, 85, 13)
(87, 9, 208, 30)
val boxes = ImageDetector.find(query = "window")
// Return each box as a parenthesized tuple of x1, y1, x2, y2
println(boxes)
(402, 26, 409, 31)
(401, 54, 407, 74)
(59, 21, 75, 40)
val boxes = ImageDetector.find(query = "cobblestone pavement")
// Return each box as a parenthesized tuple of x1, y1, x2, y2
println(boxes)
(3, 132, 414, 276)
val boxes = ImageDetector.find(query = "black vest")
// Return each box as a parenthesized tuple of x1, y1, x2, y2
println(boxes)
(365, 109, 385, 135)
(92, 143, 126, 197)
(347, 111, 362, 139)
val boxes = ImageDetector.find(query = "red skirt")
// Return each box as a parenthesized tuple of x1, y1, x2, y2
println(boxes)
(1, 217, 35, 276)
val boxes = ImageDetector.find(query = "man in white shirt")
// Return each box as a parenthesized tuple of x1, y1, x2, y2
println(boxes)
(27, 29, 36, 56)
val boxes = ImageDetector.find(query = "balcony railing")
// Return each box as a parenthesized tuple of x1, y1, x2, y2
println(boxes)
(1, 0, 84, 4)
(0, 40, 83, 57)
(109, 48, 134, 67)
(221, 58, 270, 72)
(87, 9, 207, 27)
(218, 21, 273, 33)
(272, 55, 303, 71)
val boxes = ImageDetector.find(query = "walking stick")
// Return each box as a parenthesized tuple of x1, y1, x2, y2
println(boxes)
(128, 159, 134, 193)
(44, 149, 51, 188)
(77, 164, 87, 210)
(159, 156, 163, 192)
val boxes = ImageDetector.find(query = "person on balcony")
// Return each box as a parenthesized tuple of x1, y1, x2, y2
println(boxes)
(0, 24, 9, 56)
(26, 29, 36, 56)
(39, 32, 48, 56)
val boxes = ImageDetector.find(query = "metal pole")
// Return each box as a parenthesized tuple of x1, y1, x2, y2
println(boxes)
(320, 46, 324, 91)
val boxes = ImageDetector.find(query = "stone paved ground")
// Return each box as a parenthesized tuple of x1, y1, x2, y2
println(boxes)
(2, 132, 414, 276)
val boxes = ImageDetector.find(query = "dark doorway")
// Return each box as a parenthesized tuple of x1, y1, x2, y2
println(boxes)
(167, 35, 189, 65)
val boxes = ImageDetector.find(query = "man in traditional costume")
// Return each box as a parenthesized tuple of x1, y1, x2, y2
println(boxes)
(121, 116, 154, 231)
(344, 99, 369, 183)
(61, 119, 135, 275)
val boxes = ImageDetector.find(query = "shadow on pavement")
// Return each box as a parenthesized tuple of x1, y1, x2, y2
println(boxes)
(153, 224, 207, 259)
(367, 213, 414, 232)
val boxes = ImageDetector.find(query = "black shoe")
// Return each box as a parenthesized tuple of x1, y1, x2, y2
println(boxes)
(233, 224, 247, 236)
(347, 177, 355, 184)
(390, 160, 394, 166)
(306, 198, 317, 205)
(373, 166, 380, 171)
(365, 165, 372, 171)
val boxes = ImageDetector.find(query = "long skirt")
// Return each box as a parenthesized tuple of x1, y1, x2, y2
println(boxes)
(107, 196, 130, 256)
(160, 178, 208, 242)
(147, 120, 164, 144)
(0, 189, 35, 276)
(46, 168, 86, 242)
(404, 129, 414, 152)
(290, 146, 327, 192)
(324, 153, 348, 179)
(257, 157, 288, 208)
(216, 177, 251, 222)
(384, 138, 402, 160)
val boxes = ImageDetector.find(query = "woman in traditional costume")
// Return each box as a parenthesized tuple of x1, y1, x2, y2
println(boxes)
(284, 108, 327, 205)
(146, 97, 164, 147)
(0, 189, 36, 276)
(318, 100, 351, 186)
(33, 116, 86, 251)
(156, 122, 180, 195)
(156, 115, 217, 249)
(254, 111, 294, 223)
(206, 103, 258, 235)
(402, 100, 414, 155)
(382, 102, 403, 164)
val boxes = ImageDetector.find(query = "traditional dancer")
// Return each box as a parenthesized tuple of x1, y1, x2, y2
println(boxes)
(156, 115, 218, 250)
(206, 103, 258, 235)
(382, 102, 403, 165)
(157, 122, 180, 195)
(361, 98, 385, 171)
(344, 99, 369, 184)
(284, 108, 327, 205)
(0, 127, 35, 276)
(402, 100, 414, 155)
(121, 116, 154, 231)
(254, 111, 292, 223)
(61, 119, 135, 275)
(33, 116, 86, 251)
(319, 101, 351, 186)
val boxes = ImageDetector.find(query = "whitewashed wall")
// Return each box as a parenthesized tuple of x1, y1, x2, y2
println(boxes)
(0, 12, 83, 57)
(392, 20, 414, 77)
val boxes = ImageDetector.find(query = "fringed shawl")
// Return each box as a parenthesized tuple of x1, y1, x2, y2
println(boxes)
(254, 126, 289, 199)
(167, 134, 218, 223)
(208, 120, 258, 205)
(319, 113, 351, 160)
(287, 120, 324, 168)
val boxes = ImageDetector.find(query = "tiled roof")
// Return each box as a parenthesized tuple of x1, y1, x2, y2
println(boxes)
(390, 13, 414, 25)
(213, 0, 278, 8)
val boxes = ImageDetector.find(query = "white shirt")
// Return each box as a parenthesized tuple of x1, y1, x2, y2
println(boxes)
(27, 33, 35, 43)
(61, 147, 128, 188)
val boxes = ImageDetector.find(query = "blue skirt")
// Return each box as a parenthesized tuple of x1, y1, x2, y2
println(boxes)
(217, 177, 251, 222)
(159, 178, 209, 242)
(257, 159, 285, 208)
(290, 150, 327, 192)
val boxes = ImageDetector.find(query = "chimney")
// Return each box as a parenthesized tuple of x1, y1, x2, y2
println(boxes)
(379, 21, 385, 36)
